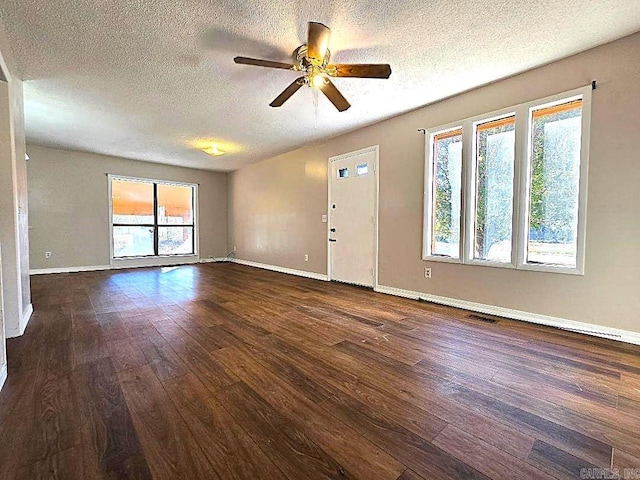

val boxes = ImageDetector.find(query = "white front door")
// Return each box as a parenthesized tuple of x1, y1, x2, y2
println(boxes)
(329, 147, 377, 287)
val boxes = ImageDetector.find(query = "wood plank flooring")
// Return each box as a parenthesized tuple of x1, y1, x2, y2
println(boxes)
(2, 263, 640, 479)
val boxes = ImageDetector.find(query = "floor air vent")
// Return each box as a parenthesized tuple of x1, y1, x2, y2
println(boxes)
(468, 314, 498, 324)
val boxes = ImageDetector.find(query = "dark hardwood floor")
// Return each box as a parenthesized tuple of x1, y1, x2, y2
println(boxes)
(2, 262, 640, 479)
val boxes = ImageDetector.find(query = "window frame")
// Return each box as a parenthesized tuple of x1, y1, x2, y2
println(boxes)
(422, 85, 591, 275)
(518, 88, 591, 275)
(422, 123, 464, 263)
(466, 110, 518, 269)
(108, 174, 199, 262)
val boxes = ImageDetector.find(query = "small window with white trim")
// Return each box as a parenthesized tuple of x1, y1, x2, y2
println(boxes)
(338, 167, 349, 178)
(356, 163, 369, 176)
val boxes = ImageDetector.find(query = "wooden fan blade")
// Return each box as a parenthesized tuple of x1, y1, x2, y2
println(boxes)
(329, 63, 392, 79)
(319, 79, 350, 112)
(270, 78, 305, 107)
(307, 22, 331, 62)
(234, 56, 295, 70)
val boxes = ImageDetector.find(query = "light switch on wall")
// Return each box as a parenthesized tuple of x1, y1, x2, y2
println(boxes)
(321, 214, 328, 223)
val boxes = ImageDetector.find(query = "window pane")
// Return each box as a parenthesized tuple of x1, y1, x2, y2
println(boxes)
(113, 226, 154, 257)
(159, 227, 194, 255)
(112, 179, 154, 224)
(157, 184, 194, 225)
(432, 129, 463, 257)
(527, 99, 582, 267)
(474, 116, 515, 262)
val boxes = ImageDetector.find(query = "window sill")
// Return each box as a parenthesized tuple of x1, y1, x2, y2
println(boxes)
(422, 256, 584, 275)
(422, 255, 462, 264)
(111, 255, 199, 269)
(466, 259, 516, 270)
(518, 262, 584, 276)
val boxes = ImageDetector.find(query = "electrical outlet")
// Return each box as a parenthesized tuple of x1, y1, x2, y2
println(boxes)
(304, 254, 309, 262)
(45, 251, 52, 259)
(424, 267, 431, 279)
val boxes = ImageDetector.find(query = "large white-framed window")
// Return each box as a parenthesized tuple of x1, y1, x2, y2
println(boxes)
(469, 113, 517, 267)
(423, 86, 591, 274)
(109, 175, 198, 260)
(423, 125, 464, 262)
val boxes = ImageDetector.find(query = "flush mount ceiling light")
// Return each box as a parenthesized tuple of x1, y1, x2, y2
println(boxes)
(189, 138, 241, 157)
(203, 145, 225, 156)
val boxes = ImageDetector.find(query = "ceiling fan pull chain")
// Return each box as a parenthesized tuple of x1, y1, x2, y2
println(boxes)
(313, 88, 319, 129)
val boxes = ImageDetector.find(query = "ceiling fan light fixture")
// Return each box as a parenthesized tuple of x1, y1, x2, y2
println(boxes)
(310, 73, 327, 88)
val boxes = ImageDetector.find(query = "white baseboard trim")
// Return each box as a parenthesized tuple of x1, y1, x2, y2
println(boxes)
(231, 258, 329, 282)
(30, 257, 207, 275)
(199, 257, 230, 263)
(20, 303, 33, 335)
(375, 284, 640, 346)
(24, 258, 639, 345)
(30, 265, 112, 275)
(6, 303, 33, 339)
(0, 364, 7, 392)
(30, 257, 329, 284)
(111, 255, 200, 270)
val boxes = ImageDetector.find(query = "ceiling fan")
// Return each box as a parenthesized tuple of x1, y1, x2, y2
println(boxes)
(234, 22, 392, 112)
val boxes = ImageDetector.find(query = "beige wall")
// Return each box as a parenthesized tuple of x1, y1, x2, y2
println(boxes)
(27, 146, 228, 270)
(229, 32, 640, 334)
(227, 146, 329, 274)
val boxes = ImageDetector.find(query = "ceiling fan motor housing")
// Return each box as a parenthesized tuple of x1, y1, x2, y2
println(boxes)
(294, 45, 331, 68)
(293, 44, 332, 87)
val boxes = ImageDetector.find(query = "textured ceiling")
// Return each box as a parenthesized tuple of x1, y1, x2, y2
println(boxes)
(1, 1, 639, 171)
